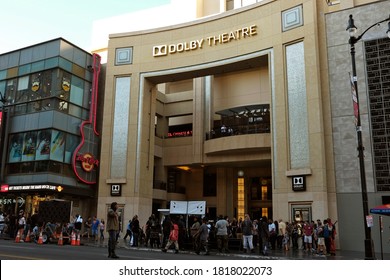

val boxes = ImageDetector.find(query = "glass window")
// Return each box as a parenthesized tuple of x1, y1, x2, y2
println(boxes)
(63, 163, 73, 176)
(68, 103, 82, 118)
(18, 64, 31, 76)
(16, 76, 29, 103)
(45, 57, 59, 69)
(40, 70, 53, 97)
(59, 71, 71, 100)
(50, 130, 65, 162)
(27, 100, 42, 113)
(49, 161, 62, 173)
(70, 76, 83, 106)
(5, 79, 17, 104)
(22, 131, 37, 161)
(30, 73, 43, 101)
(31, 60, 45, 73)
(21, 162, 34, 173)
(0, 70, 7, 80)
(35, 130, 51, 160)
(8, 133, 23, 162)
(64, 134, 79, 163)
(0, 81, 5, 98)
(59, 57, 72, 72)
(14, 104, 27, 115)
(58, 100, 69, 112)
(7, 163, 21, 174)
(36, 161, 49, 172)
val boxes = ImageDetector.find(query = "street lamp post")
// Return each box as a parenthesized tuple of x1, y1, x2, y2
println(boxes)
(346, 14, 390, 260)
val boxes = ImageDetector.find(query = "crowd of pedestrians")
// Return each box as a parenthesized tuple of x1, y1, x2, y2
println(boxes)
(0, 205, 338, 258)
(104, 210, 338, 257)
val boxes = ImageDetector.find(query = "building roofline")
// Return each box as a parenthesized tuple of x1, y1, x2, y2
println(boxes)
(0, 37, 91, 56)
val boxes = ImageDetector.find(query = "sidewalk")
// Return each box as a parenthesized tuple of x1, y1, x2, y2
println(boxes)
(83, 238, 390, 260)
(2, 233, 388, 260)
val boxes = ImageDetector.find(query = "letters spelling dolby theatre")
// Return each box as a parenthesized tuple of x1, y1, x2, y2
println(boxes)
(153, 25, 257, 57)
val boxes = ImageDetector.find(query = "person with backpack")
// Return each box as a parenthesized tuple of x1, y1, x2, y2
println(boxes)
(107, 202, 120, 258)
(131, 215, 140, 247)
(328, 218, 337, 256)
(259, 216, 270, 256)
(123, 219, 132, 245)
(162, 217, 180, 254)
(316, 220, 325, 255)
(242, 214, 254, 253)
(323, 219, 332, 255)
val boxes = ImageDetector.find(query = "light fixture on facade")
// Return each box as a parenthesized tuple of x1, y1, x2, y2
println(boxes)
(177, 166, 191, 171)
(237, 170, 245, 220)
(326, 0, 340, 6)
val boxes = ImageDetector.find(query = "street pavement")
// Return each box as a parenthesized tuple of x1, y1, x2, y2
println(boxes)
(83, 237, 390, 260)
(2, 233, 389, 260)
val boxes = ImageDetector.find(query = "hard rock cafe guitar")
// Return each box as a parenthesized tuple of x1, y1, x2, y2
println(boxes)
(72, 53, 101, 184)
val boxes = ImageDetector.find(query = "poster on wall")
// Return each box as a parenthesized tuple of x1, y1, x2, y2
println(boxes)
(50, 130, 65, 162)
(8, 134, 23, 162)
(35, 130, 51, 160)
(22, 131, 37, 161)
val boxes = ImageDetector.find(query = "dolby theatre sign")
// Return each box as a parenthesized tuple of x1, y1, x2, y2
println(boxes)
(153, 25, 257, 57)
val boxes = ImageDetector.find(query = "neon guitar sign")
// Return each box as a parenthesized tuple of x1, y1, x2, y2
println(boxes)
(72, 53, 101, 184)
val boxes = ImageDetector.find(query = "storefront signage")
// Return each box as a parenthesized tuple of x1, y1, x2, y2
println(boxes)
(4, 185, 57, 191)
(0, 197, 25, 206)
(292, 176, 306, 191)
(153, 25, 257, 57)
(72, 53, 101, 185)
(75, 153, 99, 172)
(111, 184, 121, 196)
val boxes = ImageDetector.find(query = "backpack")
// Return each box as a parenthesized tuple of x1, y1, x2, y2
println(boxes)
(323, 225, 330, 238)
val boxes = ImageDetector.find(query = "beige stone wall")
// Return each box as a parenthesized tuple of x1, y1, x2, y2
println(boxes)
(97, 0, 375, 230)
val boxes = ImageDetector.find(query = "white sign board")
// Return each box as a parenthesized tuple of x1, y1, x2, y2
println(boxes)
(188, 201, 206, 215)
(169, 201, 206, 215)
(169, 201, 188, 214)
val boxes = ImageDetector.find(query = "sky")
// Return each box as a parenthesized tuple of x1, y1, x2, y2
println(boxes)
(0, 0, 170, 54)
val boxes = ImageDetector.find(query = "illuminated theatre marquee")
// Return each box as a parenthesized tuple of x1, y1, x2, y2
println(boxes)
(153, 25, 257, 57)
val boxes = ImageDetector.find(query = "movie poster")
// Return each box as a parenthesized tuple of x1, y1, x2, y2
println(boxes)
(8, 134, 23, 162)
(22, 131, 37, 161)
(50, 130, 65, 162)
(35, 130, 51, 160)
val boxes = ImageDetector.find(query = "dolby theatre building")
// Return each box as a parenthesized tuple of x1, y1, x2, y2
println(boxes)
(97, 0, 390, 254)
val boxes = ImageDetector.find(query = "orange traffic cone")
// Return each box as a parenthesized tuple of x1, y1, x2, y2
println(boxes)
(15, 229, 21, 243)
(25, 229, 31, 242)
(37, 231, 43, 245)
(71, 231, 76, 246)
(76, 232, 81, 246)
(58, 232, 63, 246)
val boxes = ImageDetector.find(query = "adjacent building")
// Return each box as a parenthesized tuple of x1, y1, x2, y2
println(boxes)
(0, 39, 101, 221)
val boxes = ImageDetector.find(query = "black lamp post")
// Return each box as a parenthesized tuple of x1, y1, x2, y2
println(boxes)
(346, 14, 390, 260)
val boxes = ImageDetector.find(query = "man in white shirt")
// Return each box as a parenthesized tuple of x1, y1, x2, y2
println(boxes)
(215, 215, 230, 253)
(278, 219, 286, 249)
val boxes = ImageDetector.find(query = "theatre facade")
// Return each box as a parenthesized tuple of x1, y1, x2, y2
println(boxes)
(97, 1, 333, 230)
(96, 0, 390, 253)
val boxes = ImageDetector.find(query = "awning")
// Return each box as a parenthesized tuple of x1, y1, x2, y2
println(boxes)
(369, 204, 390, 216)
